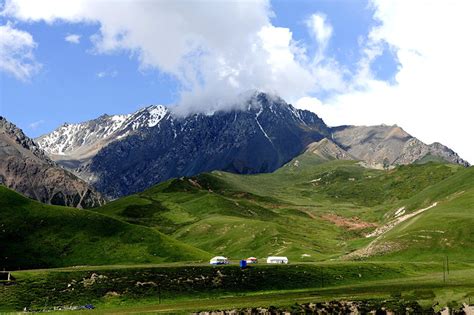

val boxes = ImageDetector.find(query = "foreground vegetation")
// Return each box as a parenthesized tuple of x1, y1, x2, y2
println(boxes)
(1, 261, 473, 313)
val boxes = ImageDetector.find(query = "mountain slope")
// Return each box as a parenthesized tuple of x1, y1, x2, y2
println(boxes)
(0, 185, 209, 269)
(0, 117, 104, 208)
(305, 138, 356, 161)
(349, 166, 474, 261)
(1, 139, 471, 269)
(36, 93, 469, 198)
(43, 93, 330, 197)
(332, 125, 469, 168)
(36, 105, 167, 168)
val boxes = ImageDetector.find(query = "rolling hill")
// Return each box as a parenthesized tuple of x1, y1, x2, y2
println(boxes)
(2, 142, 472, 270)
(351, 166, 474, 262)
(1, 146, 473, 312)
(0, 186, 209, 270)
(93, 146, 473, 263)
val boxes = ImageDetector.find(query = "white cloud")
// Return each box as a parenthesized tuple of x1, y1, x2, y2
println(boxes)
(96, 70, 117, 78)
(304, 13, 347, 94)
(296, 0, 474, 163)
(306, 13, 332, 60)
(0, 22, 41, 81)
(29, 119, 44, 129)
(65, 33, 80, 44)
(2, 0, 472, 162)
(1, 0, 323, 113)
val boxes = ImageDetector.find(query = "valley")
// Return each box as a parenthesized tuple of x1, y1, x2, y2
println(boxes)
(1, 147, 473, 312)
(2, 0, 473, 312)
(1, 94, 473, 312)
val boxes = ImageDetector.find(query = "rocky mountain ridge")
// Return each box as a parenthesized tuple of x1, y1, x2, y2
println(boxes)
(305, 138, 356, 161)
(0, 117, 105, 208)
(331, 125, 469, 168)
(35, 92, 469, 198)
(37, 105, 167, 160)
(87, 93, 331, 197)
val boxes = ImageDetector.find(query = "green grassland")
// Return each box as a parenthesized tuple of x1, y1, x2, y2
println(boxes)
(1, 150, 473, 312)
(365, 166, 474, 262)
(1, 262, 473, 313)
(94, 153, 473, 262)
(0, 186, 209, 270)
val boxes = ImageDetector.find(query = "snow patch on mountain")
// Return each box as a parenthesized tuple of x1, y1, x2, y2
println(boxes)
(37, 105, 168, 156)
(148, 105, 167, 127)
(255, 106, 273, 144)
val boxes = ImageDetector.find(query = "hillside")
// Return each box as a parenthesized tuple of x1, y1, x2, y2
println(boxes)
(0, 186, 209, 270)
(350, 166, 474, 261)
(1, 145, 471, 270)
(94, 148, 472, 262)
(1, 151, 473, 312)
(0, 117, 104, 208)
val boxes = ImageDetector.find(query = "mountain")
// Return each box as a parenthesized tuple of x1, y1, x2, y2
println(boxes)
(36, 105, 167, 172)
(1, 136, 472, 266)
(304, 138, 356, 161)
(332, 124, 470, 168)
(1, 153, 473, 311)
(0, 117, 104, 208)
(38, 93, 331, 197)
(36, 92, 469, 198)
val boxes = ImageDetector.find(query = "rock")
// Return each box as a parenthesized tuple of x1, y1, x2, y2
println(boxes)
(0, 117, 105, 208)
(331, 125, 469, 168)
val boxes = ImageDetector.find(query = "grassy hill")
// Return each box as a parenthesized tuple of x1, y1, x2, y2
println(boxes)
(1, 153, 473, 312)
(94, 150, 472, 262)
(2, 148, 472, 269)
(0, 186, 209, 270)
(356, 166, 474, 262)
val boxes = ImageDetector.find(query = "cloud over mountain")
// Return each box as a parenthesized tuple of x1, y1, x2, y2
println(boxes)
(1, 0, 473, 162)
(1, 0, 342, 113)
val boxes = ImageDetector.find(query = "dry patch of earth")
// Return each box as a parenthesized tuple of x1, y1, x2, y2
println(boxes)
(321, 214, 378, 230)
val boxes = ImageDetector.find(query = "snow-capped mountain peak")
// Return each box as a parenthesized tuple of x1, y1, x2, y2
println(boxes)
(129, 105, 168, 129)
(34, 92, 468, 199)
(36, 105, 168, 158)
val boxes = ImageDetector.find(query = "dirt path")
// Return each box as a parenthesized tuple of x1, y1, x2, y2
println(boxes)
(366, 202, 438, 238)
(346, 202, 438, 259)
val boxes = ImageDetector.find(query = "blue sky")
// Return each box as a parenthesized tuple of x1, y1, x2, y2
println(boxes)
(0, 18, 180, 135)
(1, 0, 473, 163)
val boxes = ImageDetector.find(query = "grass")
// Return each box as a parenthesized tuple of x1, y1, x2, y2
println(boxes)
(1, 150, 473, 312)
(93, 155, 471, 262)
(0, 186, 209, 270)
(1, 262, 473, 313)
(366, 168, 474, 262)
